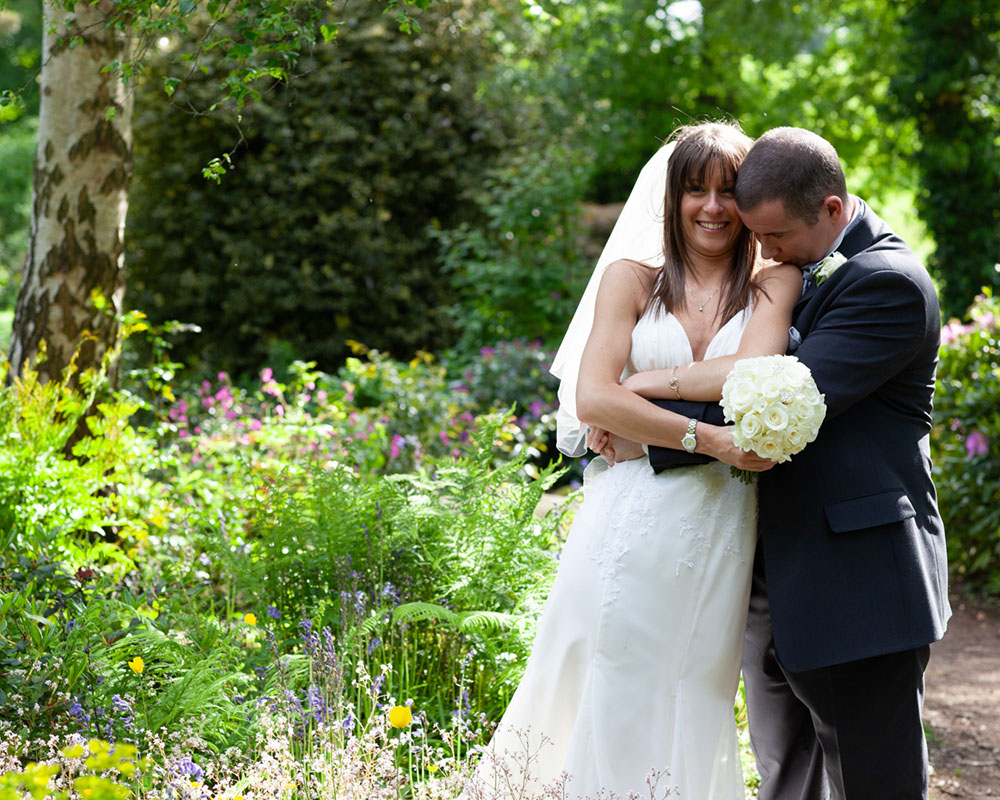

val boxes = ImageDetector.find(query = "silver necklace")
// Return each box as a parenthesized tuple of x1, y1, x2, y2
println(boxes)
(686, 283, 722, 312)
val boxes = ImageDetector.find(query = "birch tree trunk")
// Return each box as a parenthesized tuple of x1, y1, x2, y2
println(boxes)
(9, 0, 132, 384)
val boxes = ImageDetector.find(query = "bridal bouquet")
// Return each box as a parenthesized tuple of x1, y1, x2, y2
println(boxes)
(720, 355, 827, 483)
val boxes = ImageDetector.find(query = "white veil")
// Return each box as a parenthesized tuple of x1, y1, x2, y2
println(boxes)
(549, 142, 675, 457)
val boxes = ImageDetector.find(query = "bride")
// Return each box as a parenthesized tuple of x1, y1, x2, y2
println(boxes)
(464, 122, 800, 799)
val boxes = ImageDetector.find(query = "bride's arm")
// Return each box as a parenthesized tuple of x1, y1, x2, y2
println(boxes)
(575, 260, 774, 469)
(622, 263, 802, 401)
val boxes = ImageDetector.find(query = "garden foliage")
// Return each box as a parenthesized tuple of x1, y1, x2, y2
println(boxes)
(0, 332, 568, 773)
(890, 0, 1000, 317)
(933, 291, 1000, 594)
(125, 2, 512, 375)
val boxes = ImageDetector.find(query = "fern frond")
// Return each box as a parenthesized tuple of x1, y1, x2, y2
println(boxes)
(457, 610, 516, 632)
(392, 601, 460, 627)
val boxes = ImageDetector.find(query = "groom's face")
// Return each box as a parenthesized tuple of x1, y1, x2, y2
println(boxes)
(737, 198, 842, 267)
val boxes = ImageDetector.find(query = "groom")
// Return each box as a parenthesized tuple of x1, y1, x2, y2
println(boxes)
(648, 127, 950, 799)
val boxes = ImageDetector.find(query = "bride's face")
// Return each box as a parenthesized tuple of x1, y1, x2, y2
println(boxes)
(680, 163, 742, 261)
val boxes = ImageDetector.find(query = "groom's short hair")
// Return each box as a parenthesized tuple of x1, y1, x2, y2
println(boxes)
(735, 127, 848, 224)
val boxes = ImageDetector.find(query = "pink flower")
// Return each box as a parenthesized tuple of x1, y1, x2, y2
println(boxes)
(316, 390, 328, 404)
(218, 371, 228, 382)
(202, 396, 214, 409)
(261, 367, 274, 383)
(275, 405, 285, 417)
(250, 419, 263, 431)
(940, 321, 969, 346)
(390, 434, 404, 459)
(966, 430, 989, 458)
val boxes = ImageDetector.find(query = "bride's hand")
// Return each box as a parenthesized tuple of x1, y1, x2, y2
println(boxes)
(698, 424, 777, 472)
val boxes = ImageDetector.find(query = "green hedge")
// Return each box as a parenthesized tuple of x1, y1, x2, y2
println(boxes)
(126, 3, 511, 375)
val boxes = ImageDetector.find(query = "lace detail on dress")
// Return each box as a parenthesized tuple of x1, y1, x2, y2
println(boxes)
(674, 464, 752, 576)
(586, 462, 659, 604)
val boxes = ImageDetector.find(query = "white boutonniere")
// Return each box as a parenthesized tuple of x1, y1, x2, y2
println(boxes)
(814, 251, 847, 285)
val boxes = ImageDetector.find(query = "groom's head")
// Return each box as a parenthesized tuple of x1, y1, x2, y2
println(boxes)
(735, 127, 849, 267)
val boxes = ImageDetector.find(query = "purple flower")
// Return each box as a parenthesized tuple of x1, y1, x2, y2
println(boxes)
(69, 701, 84, 717)
(171, 756, 204, 782)
(342, 711, 356, 734)
(966, 430, 989, 458)
(266, 605, 281, 619)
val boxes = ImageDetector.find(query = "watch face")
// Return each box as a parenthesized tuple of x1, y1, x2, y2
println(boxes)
(681, 433, 696, 452)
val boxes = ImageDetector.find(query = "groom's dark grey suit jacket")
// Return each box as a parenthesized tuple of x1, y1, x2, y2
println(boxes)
(648, 203, 951, 672)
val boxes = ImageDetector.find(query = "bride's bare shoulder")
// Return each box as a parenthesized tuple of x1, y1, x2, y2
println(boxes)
(601, 258, 660, 293)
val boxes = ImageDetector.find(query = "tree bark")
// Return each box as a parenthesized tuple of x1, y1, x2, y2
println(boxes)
(9, 0, 132, 384)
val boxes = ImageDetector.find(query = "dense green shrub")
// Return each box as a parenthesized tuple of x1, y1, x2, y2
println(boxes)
(433, 139, 596, 355)
(933, 291, 1000, 594)
(126, 3, 511, 376)
(890, 1, 1000, 318)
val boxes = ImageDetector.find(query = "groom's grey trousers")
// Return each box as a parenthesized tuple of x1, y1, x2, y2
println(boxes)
(742, 544, 930, 800)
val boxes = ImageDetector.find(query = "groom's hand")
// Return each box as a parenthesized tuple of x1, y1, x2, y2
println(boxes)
(587, 427, 645, 464)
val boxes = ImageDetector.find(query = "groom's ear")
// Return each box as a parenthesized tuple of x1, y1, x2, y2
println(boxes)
(821, 195, 844, 222)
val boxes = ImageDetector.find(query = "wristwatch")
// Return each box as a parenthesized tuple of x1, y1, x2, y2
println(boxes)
(681, 418, 698, 453)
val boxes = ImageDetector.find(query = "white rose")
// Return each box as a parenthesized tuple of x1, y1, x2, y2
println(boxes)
(758, 438, 784, 460)
(727, 382, 757, 413)
(738, 412, 763, 440)
(814, 251, 848, 285)
(760, 376, 784, 400)
(789, 402, 816, 428)
(783, 426, 805, 449)
(763, 404, 790, 432)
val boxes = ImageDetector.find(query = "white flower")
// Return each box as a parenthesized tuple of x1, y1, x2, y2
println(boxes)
(738, 412, 763, 440)
(721, 354, 827, 468)
(814, 251, 848, 285)
(724, 382, 757, 416)
(758, 439, 785, 460)
(763, 404, 790, 432)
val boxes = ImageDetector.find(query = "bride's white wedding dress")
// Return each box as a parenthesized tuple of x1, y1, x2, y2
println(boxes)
(469, 305, 757, 800)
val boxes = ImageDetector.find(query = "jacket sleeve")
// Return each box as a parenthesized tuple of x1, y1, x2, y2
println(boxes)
(645, 399, 728, 473)
(792, 266, 934, 420)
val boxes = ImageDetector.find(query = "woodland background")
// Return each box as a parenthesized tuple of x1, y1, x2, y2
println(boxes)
(0, 1, 999, 798)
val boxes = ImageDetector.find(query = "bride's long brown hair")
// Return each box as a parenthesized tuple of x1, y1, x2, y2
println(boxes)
(646, 122, 759, 323)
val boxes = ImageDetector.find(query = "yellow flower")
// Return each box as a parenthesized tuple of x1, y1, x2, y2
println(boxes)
(388, 705, 413, 728)
(244, 613, 257, 626)
(128, 656, 144, 674)
(427, 764, 439, 773)
(61, 744, 86, 759)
